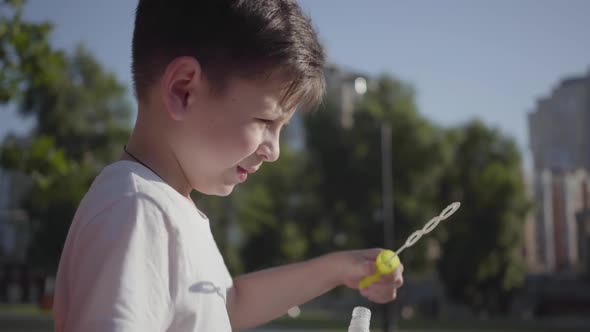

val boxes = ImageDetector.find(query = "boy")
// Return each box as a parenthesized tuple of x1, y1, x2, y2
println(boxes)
(53, 0, 404, 331)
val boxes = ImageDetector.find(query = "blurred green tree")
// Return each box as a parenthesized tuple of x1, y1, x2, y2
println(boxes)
(1, 135, 96, 272)
(435, 121, 530, 314)
(1, 0, 132, 272)
(195, 142, 320, 275)
(21, 45, 132, 163)
(0, 0, 60, 103)
(304, 75, 449, 273)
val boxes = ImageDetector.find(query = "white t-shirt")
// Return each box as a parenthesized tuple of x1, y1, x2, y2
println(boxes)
(54, 161, 233, 332)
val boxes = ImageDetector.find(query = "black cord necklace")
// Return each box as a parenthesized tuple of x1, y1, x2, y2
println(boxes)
(123, 145, 163, 181)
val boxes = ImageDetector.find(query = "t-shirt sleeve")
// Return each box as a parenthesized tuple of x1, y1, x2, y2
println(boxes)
(62, 193, 181, 332)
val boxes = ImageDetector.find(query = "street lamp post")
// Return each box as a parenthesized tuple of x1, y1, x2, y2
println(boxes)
(352, 77, 396, 331)
(381, 123, 396, 332)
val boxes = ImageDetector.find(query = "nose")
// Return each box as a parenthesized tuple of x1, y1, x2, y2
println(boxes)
(256, 130, 280, 162)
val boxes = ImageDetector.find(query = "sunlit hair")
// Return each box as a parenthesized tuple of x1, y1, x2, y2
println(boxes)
(132, 0, 326, 111)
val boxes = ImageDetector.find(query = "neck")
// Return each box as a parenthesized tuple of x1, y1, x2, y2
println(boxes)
(122, 108, 193, 198)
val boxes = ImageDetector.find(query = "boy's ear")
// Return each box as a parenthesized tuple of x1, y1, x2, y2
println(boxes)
(161, 56, 202, 121)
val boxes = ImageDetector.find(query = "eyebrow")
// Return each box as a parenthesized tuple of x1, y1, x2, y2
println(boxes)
(278, 107, 296, 126)
(265, 103, 292, 124)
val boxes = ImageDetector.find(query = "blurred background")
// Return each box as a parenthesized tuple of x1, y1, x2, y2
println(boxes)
(1, 0, 590, 331)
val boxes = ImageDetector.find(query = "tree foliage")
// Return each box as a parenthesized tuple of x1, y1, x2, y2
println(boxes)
(436, 121, 530, 313)
(1, 0, 132, 272)
(304, 75, 449, 272)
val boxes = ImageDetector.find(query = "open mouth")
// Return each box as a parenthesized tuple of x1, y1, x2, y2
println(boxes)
(236, 166, 248, 183)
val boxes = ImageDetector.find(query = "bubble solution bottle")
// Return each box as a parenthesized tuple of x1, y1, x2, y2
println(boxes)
(348, 306, 371, 332)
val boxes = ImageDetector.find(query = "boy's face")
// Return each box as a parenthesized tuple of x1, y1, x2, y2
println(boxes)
(168, 72, 295, 196)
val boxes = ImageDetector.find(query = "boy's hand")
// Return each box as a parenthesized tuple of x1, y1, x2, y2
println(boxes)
(332, 248, 404, 304)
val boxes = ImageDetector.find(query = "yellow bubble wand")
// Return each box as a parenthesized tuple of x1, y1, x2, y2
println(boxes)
(358, 202, 461, 289)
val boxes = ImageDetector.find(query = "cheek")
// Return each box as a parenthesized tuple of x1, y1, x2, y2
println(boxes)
(207, 121, 262, 164)
(179, 107, 262, 165)
(227, 123, 262, 160)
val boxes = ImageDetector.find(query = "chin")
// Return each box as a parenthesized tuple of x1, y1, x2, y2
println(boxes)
(199, 184, 235, 197)
(215, 187, 234, 196)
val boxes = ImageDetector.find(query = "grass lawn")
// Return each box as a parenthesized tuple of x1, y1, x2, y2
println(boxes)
(263, 311, 590, 332)
(0, 304, 51, 316)
(1, 304, 588, 332)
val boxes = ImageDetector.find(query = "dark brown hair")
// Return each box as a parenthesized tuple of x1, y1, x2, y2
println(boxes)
(132, 0, 325, 110)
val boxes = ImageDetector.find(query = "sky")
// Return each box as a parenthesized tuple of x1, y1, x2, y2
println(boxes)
(2, 0, 590, 171)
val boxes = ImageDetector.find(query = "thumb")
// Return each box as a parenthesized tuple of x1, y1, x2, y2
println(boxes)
(361, 259, 376, 277)
(364, 248, 384, 260)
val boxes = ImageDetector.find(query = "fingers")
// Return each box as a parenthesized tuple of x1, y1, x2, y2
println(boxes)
(376, 263, 404, 286)
(360, 263, 404, 304)
(361, 284, 398, 304)
(392, 263, 404, 287)
(364, 260, 377, 275)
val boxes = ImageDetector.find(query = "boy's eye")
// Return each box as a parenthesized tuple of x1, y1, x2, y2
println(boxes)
(256, 118, 275, 125)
